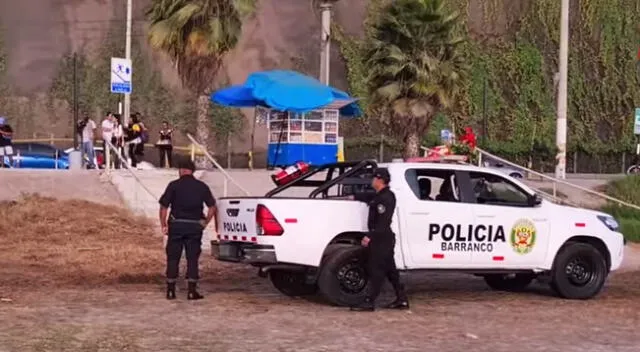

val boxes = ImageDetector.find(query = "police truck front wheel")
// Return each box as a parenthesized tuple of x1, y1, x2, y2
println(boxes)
(269, 269, 318, 297)
(317, 246, 370, 306)
(483, 273, 536, 292)
(550, 242, 608, 299)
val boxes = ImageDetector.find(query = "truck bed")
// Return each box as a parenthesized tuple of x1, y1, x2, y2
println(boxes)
(215, 197, 369, 267)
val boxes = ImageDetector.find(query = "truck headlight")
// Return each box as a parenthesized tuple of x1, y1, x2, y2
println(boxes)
(597, 215, 619, 232)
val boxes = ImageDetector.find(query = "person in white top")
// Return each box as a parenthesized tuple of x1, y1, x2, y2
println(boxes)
(112, 113, 125, 169)
(100, 112, 115, 168)
(77, 113, 97, 169)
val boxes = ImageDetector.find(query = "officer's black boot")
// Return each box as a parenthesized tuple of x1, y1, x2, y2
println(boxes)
(350, 297, 375, 312)
(187, 282, 204, 300)
(385, 284, 409, 310)
(166, 282, 176, 300)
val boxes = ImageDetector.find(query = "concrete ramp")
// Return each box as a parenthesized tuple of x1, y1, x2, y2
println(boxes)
(0, 169, 122, 206)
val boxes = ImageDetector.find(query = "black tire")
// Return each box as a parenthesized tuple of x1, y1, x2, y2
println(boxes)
(483, 273, 536, 292)
(550, 242, 608, 299)
(509, 172, 523, 179)
(317, 246, 370, 306)
(269, 269, 317, 297)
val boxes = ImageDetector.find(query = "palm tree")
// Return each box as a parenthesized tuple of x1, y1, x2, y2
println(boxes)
(146, 0, 256, 166)
(366, 0, 467, 158)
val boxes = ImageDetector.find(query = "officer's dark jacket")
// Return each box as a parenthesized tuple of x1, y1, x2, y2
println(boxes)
(159, 174, 216, 221)
(367, 187, 396, 243)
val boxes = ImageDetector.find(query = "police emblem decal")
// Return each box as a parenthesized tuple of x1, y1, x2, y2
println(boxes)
(509, 219, 537, 255)
(377, 204, 386, 214)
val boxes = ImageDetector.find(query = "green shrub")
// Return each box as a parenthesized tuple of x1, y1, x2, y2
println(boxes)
(618, 218, 640, 243)
(600, 176, 640, 242)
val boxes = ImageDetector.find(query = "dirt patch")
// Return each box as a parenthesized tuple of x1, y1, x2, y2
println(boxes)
(0, 195, 159, 287)
(1, 269, 640, 352)
(1, 197, 640, 351)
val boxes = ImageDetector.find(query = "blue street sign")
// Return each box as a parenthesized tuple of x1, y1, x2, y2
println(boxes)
(110, 57, 132, 94)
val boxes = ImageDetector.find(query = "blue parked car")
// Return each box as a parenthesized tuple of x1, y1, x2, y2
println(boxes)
(2, 142, 70, 169)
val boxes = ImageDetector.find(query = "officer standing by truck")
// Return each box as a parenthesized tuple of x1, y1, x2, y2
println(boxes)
(350, 168, 410, 311)
(158, 159, 217, 300)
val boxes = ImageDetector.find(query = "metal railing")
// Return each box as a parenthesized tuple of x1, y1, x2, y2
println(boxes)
(186, 134, 250, 197)
(12, 137, 206, 157)
(474, 147, 640, 211)
(103, 139, 159, 201)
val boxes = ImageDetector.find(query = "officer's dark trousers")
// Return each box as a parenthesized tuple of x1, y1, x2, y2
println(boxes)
(166, 222, 203, 283)
(366, 237, 404, 301)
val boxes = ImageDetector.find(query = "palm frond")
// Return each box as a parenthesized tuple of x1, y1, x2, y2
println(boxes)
(145, 0, 257, 93)
(366, 0, 467, 129)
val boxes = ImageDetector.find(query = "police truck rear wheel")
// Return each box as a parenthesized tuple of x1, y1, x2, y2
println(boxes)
(318, 246, 370, 306)
(483, 273, 535, 292)
(550, 242, 607, 299)
(269, 270, 318, 297)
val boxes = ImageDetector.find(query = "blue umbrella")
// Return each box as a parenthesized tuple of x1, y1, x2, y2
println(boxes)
(211, 70, 362, 117)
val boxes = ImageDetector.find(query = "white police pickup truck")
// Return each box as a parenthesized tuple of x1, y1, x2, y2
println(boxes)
(212, 160, 625, 306)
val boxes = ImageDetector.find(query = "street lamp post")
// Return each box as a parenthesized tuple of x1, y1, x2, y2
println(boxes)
(123, 0, 133, 126)
(318, 0, 338, 85)
(555, 0, 570, 179)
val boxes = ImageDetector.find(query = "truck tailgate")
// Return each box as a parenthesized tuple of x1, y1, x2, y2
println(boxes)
(217, 198, 259, 242)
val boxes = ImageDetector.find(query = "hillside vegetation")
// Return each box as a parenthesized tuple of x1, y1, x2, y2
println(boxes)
(0, 0, 639, 169)
(337, 0, 640, 170)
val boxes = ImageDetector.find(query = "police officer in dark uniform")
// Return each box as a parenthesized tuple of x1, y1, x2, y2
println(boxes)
(351, 168, 409, 311)
(158, 159, 217, 300)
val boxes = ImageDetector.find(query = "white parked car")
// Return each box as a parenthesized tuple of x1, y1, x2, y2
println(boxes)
(212, 160, 625, 306)
(483, 160, 525, 178)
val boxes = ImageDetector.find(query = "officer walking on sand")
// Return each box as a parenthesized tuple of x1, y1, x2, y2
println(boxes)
(350, 168, 409, 311)
(159, 159, 217, 300)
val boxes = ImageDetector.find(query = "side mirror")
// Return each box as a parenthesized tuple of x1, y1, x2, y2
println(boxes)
(528, 193, 542, 206)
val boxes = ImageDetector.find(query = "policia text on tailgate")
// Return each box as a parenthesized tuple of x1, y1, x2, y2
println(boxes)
(211, 160, 625, 307)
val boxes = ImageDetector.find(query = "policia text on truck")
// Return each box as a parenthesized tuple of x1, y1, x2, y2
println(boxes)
(211, 159, 625, 307)
(159, 159, 217, 300)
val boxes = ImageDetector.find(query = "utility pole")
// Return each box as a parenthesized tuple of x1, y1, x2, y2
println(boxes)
(318, 1, 334, 85)
(123, 0, 132, 126)
(72, 52, 79, 149)
(555, 0, 569, 180)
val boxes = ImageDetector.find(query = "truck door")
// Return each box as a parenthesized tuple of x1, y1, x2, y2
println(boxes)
(464, 171, 551, 268)
(400, 168, 474, 269)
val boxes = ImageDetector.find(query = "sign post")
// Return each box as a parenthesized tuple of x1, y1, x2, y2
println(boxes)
(110, 57, 132, 94)
(635, 108, 640, 156)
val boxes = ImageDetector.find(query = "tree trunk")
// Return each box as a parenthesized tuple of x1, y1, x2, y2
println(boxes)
(195, 94, 210, 168)
(404, 131, 420, 159)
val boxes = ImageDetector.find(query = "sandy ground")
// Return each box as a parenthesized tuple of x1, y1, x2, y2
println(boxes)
(1, 244, 639, 352)
(1, 174, 638, 352)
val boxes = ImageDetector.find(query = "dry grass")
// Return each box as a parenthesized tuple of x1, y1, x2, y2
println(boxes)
(0, 194, 165, 288)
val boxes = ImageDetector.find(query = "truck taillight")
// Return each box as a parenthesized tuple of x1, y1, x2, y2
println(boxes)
(256, 204, 284, 236)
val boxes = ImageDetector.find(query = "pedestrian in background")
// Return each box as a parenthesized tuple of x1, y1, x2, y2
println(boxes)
(126, 114, 143, 169)
(134, 112, 148, 157)
(77, 113, 97, 169)
(112, 114, 124, 168)
(156, 121, 173, 168)
(100, 112, 115, 168)
(158, 159, 217, 300)
(0, 117, 14, 168)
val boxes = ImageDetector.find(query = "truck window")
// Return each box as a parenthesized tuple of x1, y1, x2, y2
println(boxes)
(404, 168, 460, 202)
(468, 171, 530, 206)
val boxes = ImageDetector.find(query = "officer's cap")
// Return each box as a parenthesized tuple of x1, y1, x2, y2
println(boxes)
(373, 168, 390, 183)
(178, 159, 196, 172)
